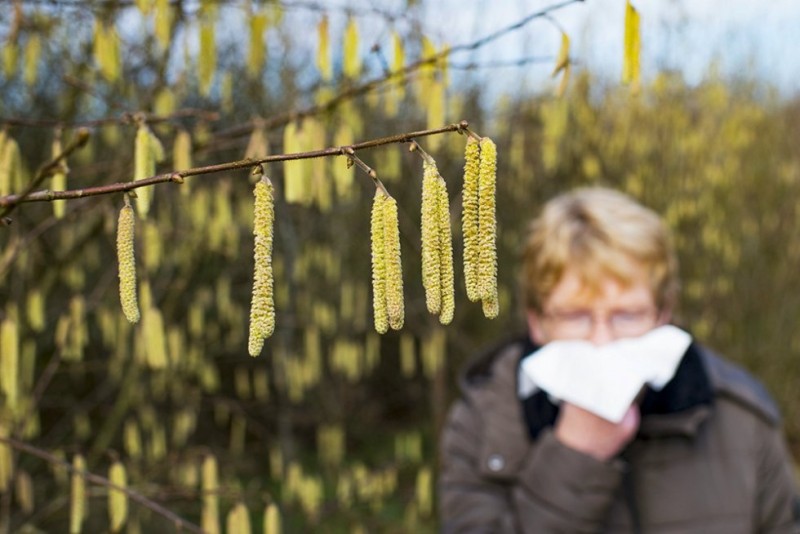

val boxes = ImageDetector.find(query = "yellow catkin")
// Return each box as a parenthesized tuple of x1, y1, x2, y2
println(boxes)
(2, 41, 17, 78)
(382, 194, 404, 330)
(96, 22, 121, 83)
(155, 0, 173, 50)
(52, 134, 69, 219)
(132, 125, 154, 218)
(552, 31, 570, 76)
(108, 461, 128, 532)
(0, 318, 19, 412)
(385, 32, 405, 117)
(173, 128, 192, 171)
(201, 455, 220, 534)
(199, 19, 216, 96)
(417, 36, 437, 102)
(461, 138, 481, 302)
(436, 173, 455, 325)
(370, 190, 389, 334)
(0, 135, 23, 196)
(226, 502, 251, 534)
(248, 13, 268, 78)
(416, 466, 432, 517)
(0, 424, 11, 492)
(244, 125, 269, 160)
(623, 0, 640, 87)
(316, 16, 332, 81)
(477, 137, 498, 311)
(141, 306, 168, 369)
(282, 121, 308, 204)
(332, 124, 354, 199)
(70, 454, 87, 534)
(24, 33, 41, 86)
(426, 79, 445, 150)
(342, 16, 360, 78)
(264, 503, 281, 534)
(15, 470, 34, 514)
(481, 289, 499, 319)
(116, 203, 140, 323)
(421, 161, 442, 315)
(400, 333, 416, 378)
(248, 178, 276, 356)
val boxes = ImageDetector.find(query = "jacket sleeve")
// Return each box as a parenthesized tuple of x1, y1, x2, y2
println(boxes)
(755, 423, 800, 533)
(511, 429, 626, 533)
(439, 398, 626, 534)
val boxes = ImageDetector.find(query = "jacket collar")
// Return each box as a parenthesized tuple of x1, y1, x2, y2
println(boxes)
(460, 336, 717, 481)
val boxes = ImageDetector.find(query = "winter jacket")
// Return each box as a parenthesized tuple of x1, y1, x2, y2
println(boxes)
(439, 337, 800, 533)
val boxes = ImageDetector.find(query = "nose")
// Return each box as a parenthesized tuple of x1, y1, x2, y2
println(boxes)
(587, 317, 615, 346)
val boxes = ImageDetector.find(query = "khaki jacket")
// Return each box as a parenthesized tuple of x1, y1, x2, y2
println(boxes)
(439, 339, 799, 533)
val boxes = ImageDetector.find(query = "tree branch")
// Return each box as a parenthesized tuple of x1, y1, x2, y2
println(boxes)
(0, 109, 220, 129)
(199, 0, 583, 142)
(0, 435, 205, 533)
(0, 128, 91, 223)
(0, 121, 469, 209)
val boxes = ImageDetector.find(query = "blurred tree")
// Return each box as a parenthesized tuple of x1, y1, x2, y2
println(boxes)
(0, 1, 799, 532)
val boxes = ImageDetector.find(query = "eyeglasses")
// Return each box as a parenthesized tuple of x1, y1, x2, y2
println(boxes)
(542, 308, 658, 339)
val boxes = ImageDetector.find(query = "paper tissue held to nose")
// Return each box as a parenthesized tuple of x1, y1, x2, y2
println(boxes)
(518, 325, 693, 423)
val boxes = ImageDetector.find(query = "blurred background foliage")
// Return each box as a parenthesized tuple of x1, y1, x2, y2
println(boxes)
(1, 0, 799, 532)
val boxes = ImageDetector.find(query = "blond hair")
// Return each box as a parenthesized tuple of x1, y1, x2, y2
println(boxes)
(521, 187, 678, 311)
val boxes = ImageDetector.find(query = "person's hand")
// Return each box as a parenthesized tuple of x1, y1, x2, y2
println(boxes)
(553, 402, 640, 461)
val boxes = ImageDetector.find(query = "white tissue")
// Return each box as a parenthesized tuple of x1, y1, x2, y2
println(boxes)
(518, 325, 693, 423)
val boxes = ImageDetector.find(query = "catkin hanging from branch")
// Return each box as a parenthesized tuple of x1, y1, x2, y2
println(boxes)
(461, 137, 481, 302)
(370, 188, 405, 333)
(437, 173, 456, 325)
(477, 137, 498, 317)
(421, 160, 455, 324)
(383, 194, 404, 330)
(70, 454, 87, 534)
(421, 161, 442, 315)
(51, 132, 69, 219)
(108, 461, 128, 532)
(116, 198, 140, 324)
(132, 123, 164, 219)
(248, 175, 276, 356)
(370, 190, 389, 334)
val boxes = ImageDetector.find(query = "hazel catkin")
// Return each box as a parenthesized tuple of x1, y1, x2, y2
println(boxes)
(370, 190, 389, 334)
(461, 137, 481, 302)
(421, 161, 442, 315)
(116, 203, 140, 323)
(436, 174, 455, 325)
(248, 177, 276, 356)
(477, 137, 498, 314)
(382, 194, 404, 330)
(108, 461, 128, 532)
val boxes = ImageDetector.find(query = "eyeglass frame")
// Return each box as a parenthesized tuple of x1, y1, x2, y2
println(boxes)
(539, 306, 661, 339)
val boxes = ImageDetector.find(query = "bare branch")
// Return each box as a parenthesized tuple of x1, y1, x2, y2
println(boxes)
(0, 435, 205, 534)
(0, 121, 468, 208)
(0, 128, 91, 220)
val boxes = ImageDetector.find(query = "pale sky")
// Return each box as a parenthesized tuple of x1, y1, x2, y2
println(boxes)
(417, 0, 800, 98)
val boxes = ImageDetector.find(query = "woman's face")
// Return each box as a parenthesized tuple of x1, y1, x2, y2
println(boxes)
(527, 265, 668, 346)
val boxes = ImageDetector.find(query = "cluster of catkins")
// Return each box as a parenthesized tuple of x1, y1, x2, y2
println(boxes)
(114, 131, 498, 358)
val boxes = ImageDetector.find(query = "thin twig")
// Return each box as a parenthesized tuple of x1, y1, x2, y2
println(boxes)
(408, 141, 436, 166)
(0, 109, 220, 129)
(211, 0, 581, 141)
(343, 147, 386, 195)
(0, 128, 91, 221)
(0, 435, 205, 534)
(0, 121, 468, 208)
